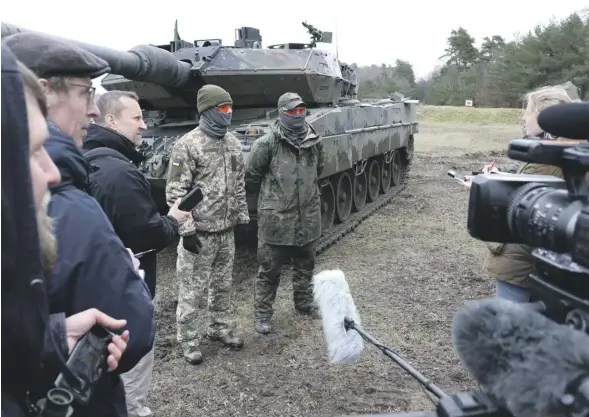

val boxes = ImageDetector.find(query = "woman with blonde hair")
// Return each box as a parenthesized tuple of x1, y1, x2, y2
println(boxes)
(482, 85, 574, 302)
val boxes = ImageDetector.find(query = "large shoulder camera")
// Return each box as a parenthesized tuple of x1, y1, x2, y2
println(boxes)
(467, 138, 589, 330)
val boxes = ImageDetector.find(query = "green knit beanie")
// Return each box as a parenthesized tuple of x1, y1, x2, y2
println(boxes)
(197, 84, 232, 113)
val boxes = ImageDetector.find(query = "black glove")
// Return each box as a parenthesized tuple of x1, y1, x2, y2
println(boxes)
(183, 232, 202, 254)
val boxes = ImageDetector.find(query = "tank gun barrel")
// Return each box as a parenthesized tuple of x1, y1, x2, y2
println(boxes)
(1, 22, 192, 88)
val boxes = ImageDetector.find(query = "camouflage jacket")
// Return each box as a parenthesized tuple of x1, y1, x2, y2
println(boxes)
(165, 127, 249, 235)
(244, 123, 324, 246)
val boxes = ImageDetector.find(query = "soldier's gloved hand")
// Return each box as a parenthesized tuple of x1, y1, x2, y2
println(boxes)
(183, 231, 202, 254)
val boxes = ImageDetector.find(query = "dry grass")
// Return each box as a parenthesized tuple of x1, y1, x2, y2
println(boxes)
(418, 105, 523, 125)
(149, 121, 522, 417)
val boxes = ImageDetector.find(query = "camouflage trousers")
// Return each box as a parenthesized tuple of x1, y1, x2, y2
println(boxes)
(254, 240, 316, 319)
(176, 229, 235, 351)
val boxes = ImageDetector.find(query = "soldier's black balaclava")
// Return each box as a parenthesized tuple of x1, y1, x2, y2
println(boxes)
(196, 84, 233, 140)
(279, 108, 307, 145)
(199, 107, 232, 140)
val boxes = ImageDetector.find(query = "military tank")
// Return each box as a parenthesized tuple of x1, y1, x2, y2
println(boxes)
(1, 21, 418, 255)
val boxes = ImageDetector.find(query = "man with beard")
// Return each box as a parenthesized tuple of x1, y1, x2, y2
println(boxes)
(83, 90, 191, 417)
(244, 92, 324, 335)
(3, 32, 155, 417)
(166, 84, 249, 365)
(2, 47, 130, 416)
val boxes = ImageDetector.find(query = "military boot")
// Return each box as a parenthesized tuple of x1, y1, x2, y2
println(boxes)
(209, 331, 244, 350)
(295, 305, 321, 319)
(254, 317, 273, 335)
(182, 345, 203, 365)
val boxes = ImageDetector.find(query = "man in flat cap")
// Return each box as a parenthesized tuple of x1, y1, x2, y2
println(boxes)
(166, 84, 249, 365)
(244, 92, 324, 335)
(3, 32, 156, 417)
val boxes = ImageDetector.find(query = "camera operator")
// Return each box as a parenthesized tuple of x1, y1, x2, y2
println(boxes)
(463, 86, 578, 302)
(2, 46, 129, 416)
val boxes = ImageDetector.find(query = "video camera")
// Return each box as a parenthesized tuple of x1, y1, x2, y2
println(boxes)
(310, 102, 589, 417)
(467, 137, 589, 331)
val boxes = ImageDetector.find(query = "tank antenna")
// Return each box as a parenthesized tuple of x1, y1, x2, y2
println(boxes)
(335, 20, 339, 59)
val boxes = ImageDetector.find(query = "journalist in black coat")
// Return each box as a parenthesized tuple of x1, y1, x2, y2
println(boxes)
(83, 90, 190, 299)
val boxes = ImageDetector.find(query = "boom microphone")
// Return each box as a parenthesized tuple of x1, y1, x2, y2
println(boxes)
(537, 101, 589, 140)
(313, 269, 364, 364)
(313, 269, 447, 400)
(452, 297, 589, 417)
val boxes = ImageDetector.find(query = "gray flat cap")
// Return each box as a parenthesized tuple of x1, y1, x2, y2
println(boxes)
(2, 32, 110, 79)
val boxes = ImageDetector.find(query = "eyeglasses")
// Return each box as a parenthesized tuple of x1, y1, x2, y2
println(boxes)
(283, 107, 306, 116)
(68, 82, 96, 104)
(216, 103, 233, 114)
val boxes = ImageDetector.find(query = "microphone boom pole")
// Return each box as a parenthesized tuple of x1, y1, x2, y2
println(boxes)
(344, 317, 447, 400)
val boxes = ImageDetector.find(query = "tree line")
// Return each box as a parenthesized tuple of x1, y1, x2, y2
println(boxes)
(352, 10, 589, 107)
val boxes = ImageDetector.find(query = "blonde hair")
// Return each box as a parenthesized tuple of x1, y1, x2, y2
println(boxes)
(524, 85, 573, 116)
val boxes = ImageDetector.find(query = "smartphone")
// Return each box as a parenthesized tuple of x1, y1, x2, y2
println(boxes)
(447, 170, 467, 182)
(178, 188, 204, 211)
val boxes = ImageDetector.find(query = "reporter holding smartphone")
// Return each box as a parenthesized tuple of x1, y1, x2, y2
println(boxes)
(1, 46, 129, 416)
(81, 90, 191, 417)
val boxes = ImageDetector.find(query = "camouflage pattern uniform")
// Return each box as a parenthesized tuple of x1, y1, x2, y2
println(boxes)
(166, 126, 249, 362)
(245, 106, 324, 333)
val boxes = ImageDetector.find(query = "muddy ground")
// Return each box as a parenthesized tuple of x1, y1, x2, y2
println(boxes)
(149, 122, 522, 417)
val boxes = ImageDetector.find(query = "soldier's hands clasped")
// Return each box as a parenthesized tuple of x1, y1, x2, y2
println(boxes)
(183, 231, 202, 254)
(169, 198, 191, 225)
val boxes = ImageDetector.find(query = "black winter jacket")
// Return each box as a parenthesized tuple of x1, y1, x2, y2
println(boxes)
(42, 121, 155, 417)
(82, 124, 180, 297)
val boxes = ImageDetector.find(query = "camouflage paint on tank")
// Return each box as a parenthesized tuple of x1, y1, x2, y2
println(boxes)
(1, 21, 420, 249)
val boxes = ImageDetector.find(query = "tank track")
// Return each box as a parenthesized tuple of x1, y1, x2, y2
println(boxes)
(315, 161, 411, 255)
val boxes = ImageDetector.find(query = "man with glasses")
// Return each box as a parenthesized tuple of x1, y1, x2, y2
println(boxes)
(245, 92, 324, 335)
(3, 32, 156, 417)
(166, 84, 249, 365)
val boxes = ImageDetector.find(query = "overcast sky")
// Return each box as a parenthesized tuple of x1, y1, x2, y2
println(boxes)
(3, 0, 587, 91)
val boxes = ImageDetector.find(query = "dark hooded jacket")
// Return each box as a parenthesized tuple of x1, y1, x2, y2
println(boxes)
(42, 121, 156, 417)
(1, 45, 71, 417)
(82, 123, 179, 298)
(244, 120, 324, 246)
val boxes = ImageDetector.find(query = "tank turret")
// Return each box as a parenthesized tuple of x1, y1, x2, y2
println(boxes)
(2, 21, 356, 111)
(1, 21, 418, 255)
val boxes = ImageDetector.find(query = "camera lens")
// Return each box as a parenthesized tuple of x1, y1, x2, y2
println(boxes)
(507, 182, 579, 252)
(41, 388, 73, 416)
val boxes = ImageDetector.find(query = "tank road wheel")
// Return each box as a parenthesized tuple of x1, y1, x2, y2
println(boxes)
(334, 171, 353, 223)
(391, 150, 402, 186)
(320, 182, 336, 233)
(366, 159, 380, 202)
(380, 154, 392, 193)
(352, 170, 367, 212)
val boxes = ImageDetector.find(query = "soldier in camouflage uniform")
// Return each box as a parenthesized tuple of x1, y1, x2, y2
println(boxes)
(165, 84, 250, 364)
(245, 92, 324, 335)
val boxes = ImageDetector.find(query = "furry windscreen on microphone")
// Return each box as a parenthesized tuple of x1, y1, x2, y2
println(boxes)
(313, 269, 364, 364)
(452, 298, 589, 417)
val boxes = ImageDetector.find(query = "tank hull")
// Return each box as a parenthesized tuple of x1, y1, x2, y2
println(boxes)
(2, 20, 419, 255)
(140, 99, 418, 254)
